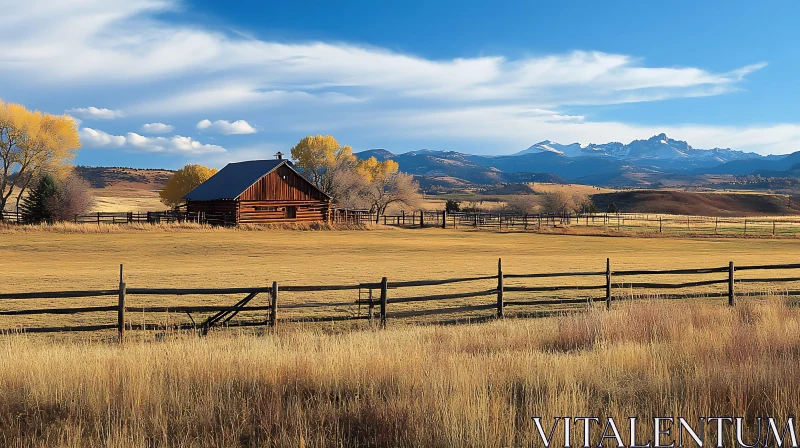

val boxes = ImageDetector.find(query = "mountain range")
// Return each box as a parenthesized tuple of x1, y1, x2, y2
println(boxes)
(354, 134, 799, 187)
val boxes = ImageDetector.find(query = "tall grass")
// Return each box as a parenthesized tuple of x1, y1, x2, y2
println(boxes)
(1, 298, 798, 447)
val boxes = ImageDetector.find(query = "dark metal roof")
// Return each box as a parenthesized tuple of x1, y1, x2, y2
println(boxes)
(183, 159, 291, 201)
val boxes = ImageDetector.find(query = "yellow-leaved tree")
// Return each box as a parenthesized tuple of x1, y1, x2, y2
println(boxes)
(0, 99, 81, 218)
(290, 135, 356, 198)
(356, 157, 422, 222)
(159, 164, 218, 208)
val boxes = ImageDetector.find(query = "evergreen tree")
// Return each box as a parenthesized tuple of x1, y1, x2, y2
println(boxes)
(19, 174, 58, 224)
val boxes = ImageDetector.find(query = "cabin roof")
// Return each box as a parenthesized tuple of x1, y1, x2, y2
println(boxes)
(183, 159, 328, 201)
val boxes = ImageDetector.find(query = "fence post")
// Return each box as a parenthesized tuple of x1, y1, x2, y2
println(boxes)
(420, 211, 424, 228)
(773, 220, 776, 236)
(744, 219, 747, 235)
(442, 210, 447, 229)
(496, 258, 504, 318)
(728, 261, 735, 306)
(605, 258, 612, 311)
(118, 264, 126, 343)
(368, 289, 374, 325)
(715, 217, 718, 234)
(270, 281, 278, 329)
(659, 216, 663, 233)
(380, 277, 388, 329)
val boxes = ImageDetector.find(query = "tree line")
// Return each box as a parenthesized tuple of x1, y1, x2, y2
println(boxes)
(0, 100, 91, 223)
(161, 135, 422, 222)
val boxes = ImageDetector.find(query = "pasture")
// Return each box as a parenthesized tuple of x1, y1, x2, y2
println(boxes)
(3, 226, 800, 333)
(3, 227, 800, 446)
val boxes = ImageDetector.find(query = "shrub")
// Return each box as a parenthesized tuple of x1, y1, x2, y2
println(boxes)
(47, 174, 94, 221)
(445, 199, 461, 213)
(19, 174, 58, 224)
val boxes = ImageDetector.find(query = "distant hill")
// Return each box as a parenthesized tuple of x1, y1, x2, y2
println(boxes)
(592, 191, 800, 217)
(76, 166, 173, 190)
(751, 163, 800, 178)
(699, 151, 800, 175)
(355, 148, 395, 161)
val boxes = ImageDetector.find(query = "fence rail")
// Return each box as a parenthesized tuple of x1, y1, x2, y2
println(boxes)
(3, 258, 800, 337)
(7, 207, 800, 237)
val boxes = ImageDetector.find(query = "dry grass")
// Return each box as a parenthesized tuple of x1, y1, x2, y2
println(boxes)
(3, 227, 800, 332)
(91, 193, 164, 212)
(528, 181, 615, 195)
(0, 298, 798, 446)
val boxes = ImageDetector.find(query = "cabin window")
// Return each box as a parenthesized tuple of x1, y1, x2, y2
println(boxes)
(285, 206, 297, 219)
(254, 206, 278, 211)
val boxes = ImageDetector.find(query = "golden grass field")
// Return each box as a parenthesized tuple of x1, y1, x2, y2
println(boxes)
(420, 182, 616, 211)
(3, 227, 800, 446)
(1, 298, 798, 446)
(2, 225, 800, 332)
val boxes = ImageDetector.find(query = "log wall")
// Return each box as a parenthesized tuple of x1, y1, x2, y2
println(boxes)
(237, 200, 329, 224)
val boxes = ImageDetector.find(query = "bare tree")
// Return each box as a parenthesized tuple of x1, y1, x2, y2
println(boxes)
(362, 171, 422, 222)
(572, 193, 598, 214)
(328, 166, 370, 210)
(46, 173, 94, 221)
(539, 190, 576, 215)
(504, 194, 539, 214)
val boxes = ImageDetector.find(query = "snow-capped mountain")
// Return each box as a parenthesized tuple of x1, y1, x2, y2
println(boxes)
(516, 133, 758, 164)
(516, 140, 585, 158)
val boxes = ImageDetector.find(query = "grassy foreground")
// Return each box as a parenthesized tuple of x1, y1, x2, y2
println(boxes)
(0, 298, 798, 447)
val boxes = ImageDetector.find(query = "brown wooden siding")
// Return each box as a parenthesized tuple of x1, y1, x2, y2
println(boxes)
(186, 200, 238, 214)
(238, 165, 328, 202)
(237, 200, 328, 224)
(187, 163, 331, 224)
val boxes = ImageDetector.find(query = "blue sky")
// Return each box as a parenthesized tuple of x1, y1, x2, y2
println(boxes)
(2, 0, 799, 168)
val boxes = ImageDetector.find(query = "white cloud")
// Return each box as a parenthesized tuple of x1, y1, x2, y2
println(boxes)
(79, 127, 225, 154)
(140, 122, 174, 134)
(79, 127, 126, 147)
(5, 0, 795, 156)
(125, 132, 226, 154)
(374, 106, 800, 155)
(66, 106, 124, 119)
(196, 119, 257, 135)
(2, 0, 763, 109)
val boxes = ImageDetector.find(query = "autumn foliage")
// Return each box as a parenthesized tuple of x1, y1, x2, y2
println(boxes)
(0, 99, 81, 216)
(290, 135, 421, 218)
(290, 135, 356, 199)
(159, 164, 218, 207)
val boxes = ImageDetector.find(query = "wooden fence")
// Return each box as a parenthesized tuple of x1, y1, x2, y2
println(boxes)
(3, 259, 800, 339)
(6, 208, 800, 236)
(344, 210, 800, 236)
(1, 210, 231, 225)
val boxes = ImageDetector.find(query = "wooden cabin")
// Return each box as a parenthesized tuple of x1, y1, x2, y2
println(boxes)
(184, 155, 330, 225)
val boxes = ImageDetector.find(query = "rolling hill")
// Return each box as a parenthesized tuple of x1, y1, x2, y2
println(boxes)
(592, 191, 800, 217)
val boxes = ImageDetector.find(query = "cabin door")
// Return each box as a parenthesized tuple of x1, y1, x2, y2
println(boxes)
(285, 206, 297, 220)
